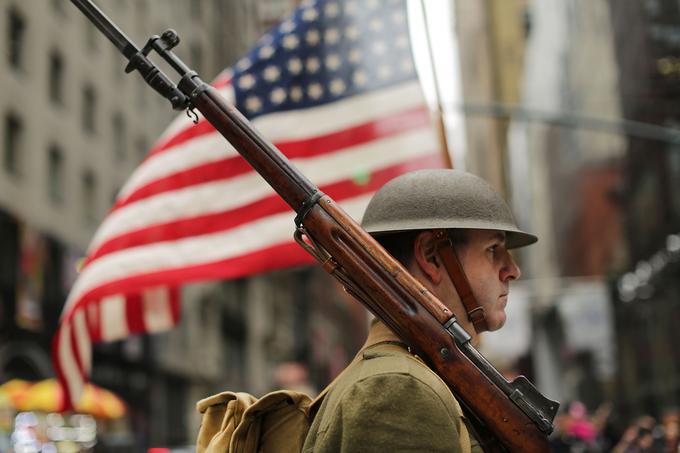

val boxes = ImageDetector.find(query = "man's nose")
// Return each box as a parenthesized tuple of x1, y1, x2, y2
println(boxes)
(502, 252, 521, 282)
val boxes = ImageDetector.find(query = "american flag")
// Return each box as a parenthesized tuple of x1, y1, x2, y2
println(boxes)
(54, 0, 443, 408)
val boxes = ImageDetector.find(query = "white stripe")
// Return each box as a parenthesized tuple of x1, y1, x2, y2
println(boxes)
(89, 128, 436, 251)
(57, 323, 84, 405)
(100, 294, 129, 341)
(63, 195, 372, 317)
(123, 81, 426, 198)
(143, 287, 174, 332)
(73, 310, 92, 375)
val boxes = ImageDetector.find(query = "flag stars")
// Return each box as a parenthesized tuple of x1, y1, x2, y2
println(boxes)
(353, 70, 368, 87)
(348, 49, 362, 64)
(290, 86, 303, 102)
(396, 34, 409, 49)
(369, 18, 384, 32)
(324, 2, 340, 18)
(283, 34, 299, 50)
(236, 58, 252, 71)
(326, 54, 342, 71)
(306, 57, 321, 73)
(306, 29, 320, 45)
(263, 66, 281, 82)
(270, 87, 287, 104)
(345, 1, 358, 15)
(287, 57, 303, 75)
(302, 7, 318, 22)
(392, 10, 406, 25)
(372, 41, 387, 55)
(238, 74, 256, 90)
(330, 78, 346, 95)
(325, 28, 341, 45)
(280, 20, 296, 33)
(378, 65, 392, 80)
(308, 83, 324, 99)
(259, 45, 275, 60)
(345, 25, 360, 41)
(366, 0, 379, 9)
(401, 58, 414, 74)
(245, 96, 262, 113)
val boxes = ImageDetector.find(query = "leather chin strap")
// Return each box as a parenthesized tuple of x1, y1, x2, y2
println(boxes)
(433, 229, 488, 333)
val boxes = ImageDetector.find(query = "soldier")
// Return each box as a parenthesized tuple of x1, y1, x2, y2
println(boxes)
(302, 169, 537, 453)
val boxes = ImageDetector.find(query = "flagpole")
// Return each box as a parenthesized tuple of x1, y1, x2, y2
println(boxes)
(419, 0, 454, 169)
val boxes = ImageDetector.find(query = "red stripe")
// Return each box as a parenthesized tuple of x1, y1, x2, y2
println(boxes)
(149, 119, 217, 158)
(125, 293, 145, 334)
(84, 154, 442, 267)
(64, 241, 314, 323)
(114, 105, 430, 211)
(169, 287, 181, 324)
(52, 331, 74, 411)
(89, 302, 102, 343)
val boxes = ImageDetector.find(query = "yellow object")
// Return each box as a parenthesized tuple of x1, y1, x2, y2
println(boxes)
(0, 378, 126, 419)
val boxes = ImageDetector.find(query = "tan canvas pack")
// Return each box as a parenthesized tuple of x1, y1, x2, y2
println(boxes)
(195, 389, 324, 453)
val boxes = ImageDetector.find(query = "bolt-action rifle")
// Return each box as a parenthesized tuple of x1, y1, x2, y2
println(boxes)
(71, 1, 559, 450)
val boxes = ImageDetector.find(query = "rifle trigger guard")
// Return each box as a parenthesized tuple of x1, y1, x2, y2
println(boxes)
(294, 191, 325, 227)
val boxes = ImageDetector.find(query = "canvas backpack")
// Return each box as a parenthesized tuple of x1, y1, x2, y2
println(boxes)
(195, 389, 326, 453)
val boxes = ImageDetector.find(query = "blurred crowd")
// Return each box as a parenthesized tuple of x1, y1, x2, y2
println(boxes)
(549, 401, 680, 452)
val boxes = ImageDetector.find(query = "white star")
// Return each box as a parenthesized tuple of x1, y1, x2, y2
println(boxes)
(345, 1, 357, 15)
(308, 83, 324, 99)
(345, 25, 360, 41)
(330, 78, 346, 95)
(236, 58, 252, 71)
(283, 34, 299, 50)
(369, 18, 384, 32)
(325, 2, 340, 18)
(280, 20, 296, 33)
(325, 28, 341, 45)
(396, 34, 409, 49)
(401, 58, 414, 74)
(326, 54, 342, 71)
(245, 96, 262, 113)
(290, 86, 303, 102)
(372, 41, 387, 55)
(306, 57, 321, 73)
(287, 57, 303, 75)
(378, 65, 392, 80)
(353, 70, 368, 87)
(302, 7, 318, 22)
(270, 87, 287, 104)
(263, 65, 281, 82)
(366, 0, 379, 9)
(348, 49, 362, 64)
(306, 29, 320, 45)
(238, 74, 256, 90)
(259, 45, 275, 60)
(392, 10, 406, 25)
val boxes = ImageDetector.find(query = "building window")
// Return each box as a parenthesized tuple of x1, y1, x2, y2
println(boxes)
(112, 112, 126, 160)
(48, 50, 64, 105)
(8, 7, 26, 69)
(82, 170, 97, 224)
(4, 112, 23, 176)
(82, 85, 97, 133)
(47, 145, 64, 204)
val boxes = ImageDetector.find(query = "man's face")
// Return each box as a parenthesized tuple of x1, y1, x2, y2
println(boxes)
(456, 229, 521, 331)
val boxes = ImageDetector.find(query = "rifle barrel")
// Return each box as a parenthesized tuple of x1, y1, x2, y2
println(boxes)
(70, 0, 139, 58)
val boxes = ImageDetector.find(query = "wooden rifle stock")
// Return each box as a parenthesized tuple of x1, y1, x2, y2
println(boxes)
(69, 2, 558, 448)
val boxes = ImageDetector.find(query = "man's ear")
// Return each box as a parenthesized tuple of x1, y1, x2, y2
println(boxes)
(413, 231, 443, 285)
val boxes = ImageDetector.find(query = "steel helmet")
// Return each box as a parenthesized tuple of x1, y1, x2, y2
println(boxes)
(361, 169, 537, 249)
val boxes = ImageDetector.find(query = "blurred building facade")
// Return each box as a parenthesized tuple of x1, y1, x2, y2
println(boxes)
(452, 0, 680, 428)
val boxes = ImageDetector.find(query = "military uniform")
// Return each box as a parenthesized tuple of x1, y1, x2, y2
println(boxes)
(302, 322, 483, 453)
